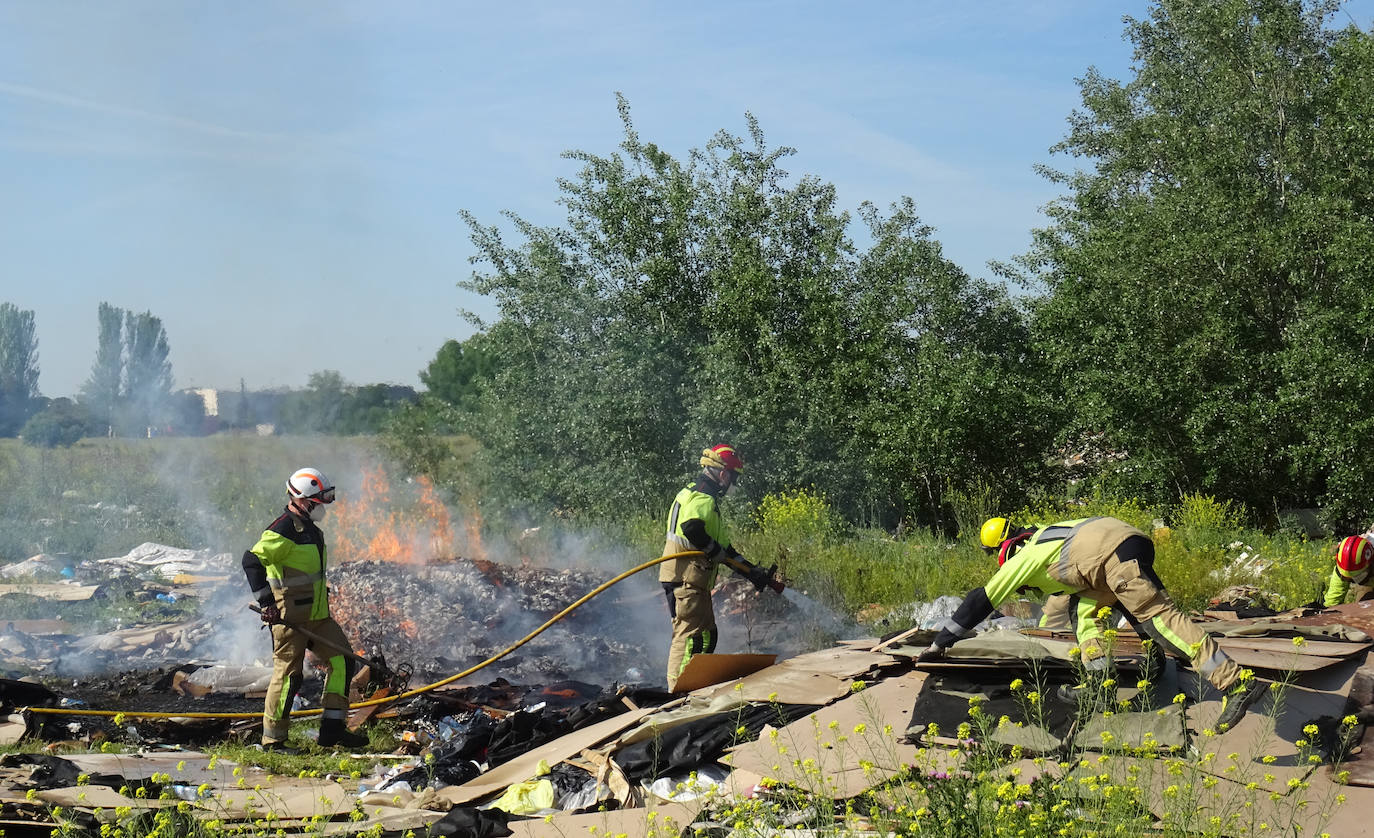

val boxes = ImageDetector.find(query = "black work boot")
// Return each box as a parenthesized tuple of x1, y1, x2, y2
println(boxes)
(259, 740, 299, 754)
(1216, 678, 1270, 731)
(317, 718, 369, 750)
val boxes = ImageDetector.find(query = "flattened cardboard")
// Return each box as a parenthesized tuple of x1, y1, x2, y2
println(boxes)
(505, 801, 701, 838)
(776, 647, 898, 678)
(674, 653, 777, 693)
(38, 785, 176, 809)
(1216, 637, 1371, 658)
(1191, 658, 1357, 794)
(616, 694, 741, 747)
(198, 778, 356, 820)
(436, 706, 659, 806)
(0, 583, 98, 601)
(1211, 646, 1346, 673)
(705, 666, 849, 705)
(67, 751, 251, 786)
(724, 671, 928, 798)
(0, 714, 25, 746)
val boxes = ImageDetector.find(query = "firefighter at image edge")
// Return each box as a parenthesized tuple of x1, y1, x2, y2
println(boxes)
(1321, 528, 1374, 607)
(659, 444, 783, 691)
(920, 515, 1270, 730)
(241, 467, 369, 751)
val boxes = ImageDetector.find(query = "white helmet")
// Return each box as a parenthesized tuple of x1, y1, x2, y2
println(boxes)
(287, 468, 335, 503)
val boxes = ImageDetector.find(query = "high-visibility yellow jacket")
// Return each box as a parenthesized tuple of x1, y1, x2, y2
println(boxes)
(659, 477, 733, 589)
(241, 508, 331, 622)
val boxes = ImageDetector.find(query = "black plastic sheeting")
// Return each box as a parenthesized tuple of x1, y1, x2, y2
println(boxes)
(0, 678, 57, 710)
(614, 703, 814, 781)
(1, 754, 132, 792)
(381, 806, 512, 838)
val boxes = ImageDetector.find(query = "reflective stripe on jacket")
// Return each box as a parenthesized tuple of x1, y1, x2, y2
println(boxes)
(245, 509, 330, 622)
(659, 482, 731, 588)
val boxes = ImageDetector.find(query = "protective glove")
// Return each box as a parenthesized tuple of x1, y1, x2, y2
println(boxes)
(915, 643, 946, 664)
(259, 603, 282, 626)
(744, 562, 778, 593)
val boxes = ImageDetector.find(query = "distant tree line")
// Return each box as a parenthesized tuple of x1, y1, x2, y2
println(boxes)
(392, 0, 1374, 534)
(0, 302, 416, 447)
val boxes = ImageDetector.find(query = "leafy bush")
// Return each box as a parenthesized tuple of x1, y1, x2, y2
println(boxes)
(20, 400, 94, 448)
(755, 488, 837, 544)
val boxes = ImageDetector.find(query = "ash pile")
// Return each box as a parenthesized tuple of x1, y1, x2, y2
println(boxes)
(325, 556, 851, 688)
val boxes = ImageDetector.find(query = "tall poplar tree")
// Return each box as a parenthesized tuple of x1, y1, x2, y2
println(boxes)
(0, 303, 40, 436)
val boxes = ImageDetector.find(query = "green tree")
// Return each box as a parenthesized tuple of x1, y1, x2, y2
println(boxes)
(121, 309, 174, 435)
(1019, 0, 1374, 519)
(420, 334, 495, 411)
(0, 302, 40, 437)
(447, 97, 1037, 526)
(20, 398, 94, 448)
(80, 302, 124, 435)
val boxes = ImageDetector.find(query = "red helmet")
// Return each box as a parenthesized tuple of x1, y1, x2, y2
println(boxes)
(1336, 534, 1372, 580)
(700, 443, 744, 473)
(998, 531, 1033, 566)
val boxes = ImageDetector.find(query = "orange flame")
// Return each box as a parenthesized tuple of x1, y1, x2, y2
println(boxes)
(332, 465, 480, 563)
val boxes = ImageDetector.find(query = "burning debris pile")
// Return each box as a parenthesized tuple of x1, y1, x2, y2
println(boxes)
(327, 555, 853, 688)
(328, 557, 661, 686)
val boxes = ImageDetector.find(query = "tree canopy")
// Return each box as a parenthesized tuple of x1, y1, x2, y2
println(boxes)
(438, 97, 1042, 526)
(406, 1, 1374, 533)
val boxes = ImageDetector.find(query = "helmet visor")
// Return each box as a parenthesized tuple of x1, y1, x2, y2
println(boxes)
(318, 486, 336, 504)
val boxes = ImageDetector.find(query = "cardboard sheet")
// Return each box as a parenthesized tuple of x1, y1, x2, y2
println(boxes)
(505, 801, 701, 838)
(774, 648, 899, 678)
(1190, 658, 1358, 794)
(705, 667, 849, 705)
(674, 653, 777, 693)
(1216, 637, 1371, 658)
(38, 785, 176, 809)
(436, 706, 659, 806)
(724, 671, 928, 798)
(616, 695, 740, 747)
(196, 778, 356, 820)
(0, 583, 99, 601)
(1211, 646, 1349, 673)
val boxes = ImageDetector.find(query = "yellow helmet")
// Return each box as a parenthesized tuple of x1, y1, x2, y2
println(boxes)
(979, 517, 1011, 550)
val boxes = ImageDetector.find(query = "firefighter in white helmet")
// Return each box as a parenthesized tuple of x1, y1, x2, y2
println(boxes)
(241, 468, 368, 751)
(659, 444, 782, 690)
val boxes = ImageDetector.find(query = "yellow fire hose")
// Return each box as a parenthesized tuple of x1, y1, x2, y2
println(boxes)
(23, 551, 704, 721)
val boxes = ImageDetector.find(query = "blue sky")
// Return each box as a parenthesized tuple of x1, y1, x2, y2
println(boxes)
(3, 2, 1370, 399)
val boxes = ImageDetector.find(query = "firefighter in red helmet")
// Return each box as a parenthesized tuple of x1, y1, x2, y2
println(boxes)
(1322, 530, 1374, 607)
(658, 444, 783, 690)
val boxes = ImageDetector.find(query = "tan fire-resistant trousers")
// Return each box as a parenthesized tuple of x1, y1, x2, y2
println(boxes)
(1051, 519, 1242, 691)
(1040, 594, 1073, 629)
(666, 583, 716, 691)
(262, 617, 353, 745)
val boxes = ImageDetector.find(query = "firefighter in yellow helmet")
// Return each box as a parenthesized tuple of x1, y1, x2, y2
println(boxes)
(932, 516, 1268, 729)
(241, 468, 368, 752)
(659, 444, 783, 690)
(978, 518, 1073, 629)
(1322, 530, 1374, 607)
